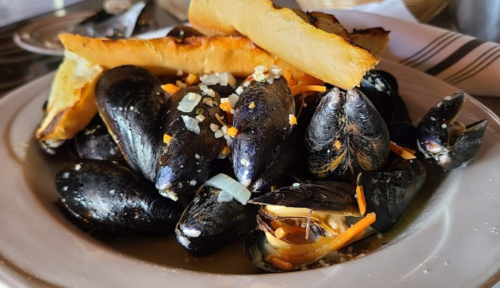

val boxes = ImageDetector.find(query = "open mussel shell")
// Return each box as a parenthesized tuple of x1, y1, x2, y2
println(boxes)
(156, 86, 226, 200)
(417, 92, 487, 170)
(306, 87, 390, 182)
(232, 76, 295, 188)
(245, 182, 362, 272)
(175, 185, 257, 256)
(55, 159, 184, 234)
(358, 156, 426, 233)
(249, 182, 360, 216)
(72, 115, 124, 163)
(244, 229, 284, 273)
(95, 65, 165, 182)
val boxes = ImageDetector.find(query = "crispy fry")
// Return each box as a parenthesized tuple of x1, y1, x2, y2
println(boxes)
(36, 54, 102, 141)
(350, 28, 390, 55)
(188, 0, 379, 89)
(59, 34, 306, 80)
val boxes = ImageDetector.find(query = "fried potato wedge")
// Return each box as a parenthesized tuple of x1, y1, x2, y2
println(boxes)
(188, 0, 379, 90)
(59, 34, 305, 79)
(292, 10, 351, 41)
(36, 52, 102, 141)
(37, 34, 310, 142)
(292, 10, 390, 55)
(351, 28, 390, 55)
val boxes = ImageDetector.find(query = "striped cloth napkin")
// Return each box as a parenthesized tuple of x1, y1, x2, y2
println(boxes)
(332, 10, 500, 97)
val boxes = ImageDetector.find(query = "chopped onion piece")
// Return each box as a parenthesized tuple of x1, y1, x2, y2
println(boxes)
(206, 173, 251, 205)
(214, 130, 224, 138)
(224, 135, 233, 146)
(200, 74, 218, 85)
(271, 65, 281, 77)
(210, 123, 219, 132)
(228, 93, 239, 108)
(181, 115, 200, 135)
(227, 72, 236, 88)
(236, 86, 244, 95)
(177, 92, 202, 112)
(217, 190, 233, 202)
(219, 72, 228, 86)
(221, 125, 228, 135)
(195, 115, 205, 122)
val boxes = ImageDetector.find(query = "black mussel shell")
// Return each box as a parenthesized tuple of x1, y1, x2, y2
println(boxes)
(360, 70, 396, 125)
(389, 122, 420, 150)
(208, 84, 236, 98)
(360, 70, 412, 125)
(95, 65, 165, 182)
(72, 115, 123, 162)
(358, 156, 426, 233)
(55, 159, 183, 234)
(175, 185, 257, 256)
(306, 87, 390, 182)
(417, 92, 487, 170)
(156, 86, 226, 200)
(232, 77, 295, 188)
(167, 25, 204, 42)
(250, 97, 313, 192)
(249, 182, 360, 216)
(361, 70, 417, 148)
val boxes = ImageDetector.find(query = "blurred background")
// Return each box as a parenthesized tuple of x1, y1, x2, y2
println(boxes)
(0, 0, 498, 96)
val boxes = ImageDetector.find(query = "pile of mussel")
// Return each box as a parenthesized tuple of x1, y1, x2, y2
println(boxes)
(43, 62, 487, 272)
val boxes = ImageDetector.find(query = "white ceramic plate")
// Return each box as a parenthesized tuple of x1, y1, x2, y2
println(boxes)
(2, 15, 500, 288)
(13, 11, 94, 56)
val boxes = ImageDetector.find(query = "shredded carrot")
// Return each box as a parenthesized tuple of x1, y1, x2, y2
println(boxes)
(219, 101, 233, 124)
(283, 70, 297, 86)
(220, 146, 231, 156)
(291, 85, 327, 96)
(227, 126, 238, 137)
(215, 113, 227, 126)
(389, 141, 417, 159)
(277, 213, 376, 257)
(185, 73, 199, 86)
(295, 74, 324, 86)
(265, 254, 293, 271)
(329, 212, 376, 249)
(163, 134, 173, 144)
(356, 185, 367, 215)
(161, 83, 180, 94)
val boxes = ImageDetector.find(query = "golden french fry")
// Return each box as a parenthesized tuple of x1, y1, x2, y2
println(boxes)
(36, 53, 102, 141)
(188, 0, 379, 90)
(351, 27, 390, 55)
